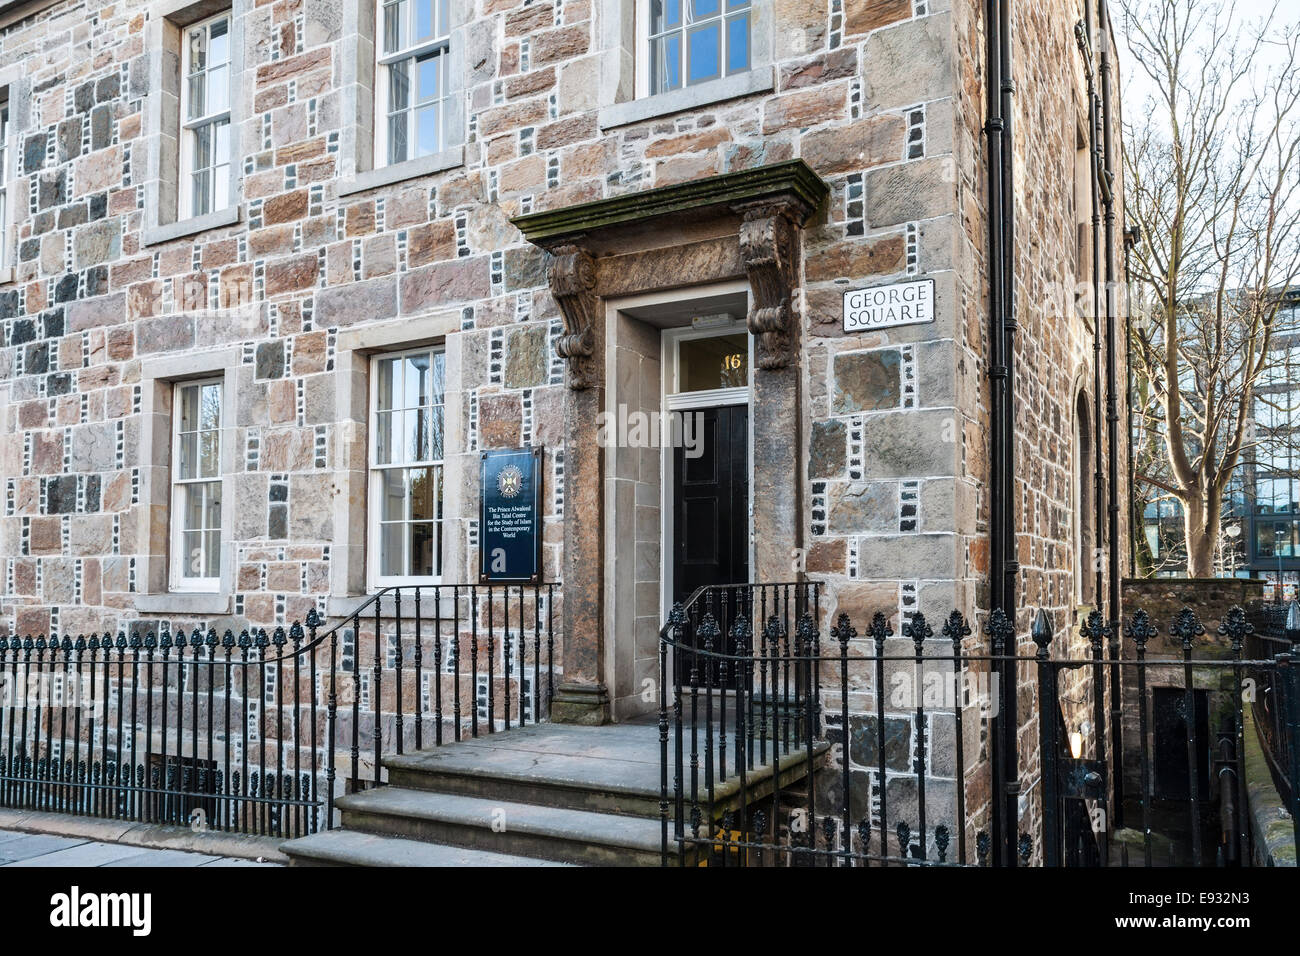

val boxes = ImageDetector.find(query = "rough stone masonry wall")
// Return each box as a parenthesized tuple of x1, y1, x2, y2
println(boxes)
(0, 0, 971, 640)
(951, 0, 1129, 858)
(0, 0, 1125, 853)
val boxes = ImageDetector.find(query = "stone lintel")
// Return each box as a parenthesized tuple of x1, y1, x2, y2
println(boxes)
(595, 235, 744, 299)
(511, 159, 827, 248)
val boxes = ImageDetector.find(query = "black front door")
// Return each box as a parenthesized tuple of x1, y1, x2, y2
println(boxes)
(672, 404, 749, 605)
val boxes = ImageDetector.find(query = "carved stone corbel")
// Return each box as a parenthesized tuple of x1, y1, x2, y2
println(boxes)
(546, 243, 602, 390)
(736, 201, 802, 370)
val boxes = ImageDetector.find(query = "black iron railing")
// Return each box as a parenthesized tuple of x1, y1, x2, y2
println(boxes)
(1247, 602, 1299, 814)
(0, 582, 556, 838)
(658, 586, 1300, 867)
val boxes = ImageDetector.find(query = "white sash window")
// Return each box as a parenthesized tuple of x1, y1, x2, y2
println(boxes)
(179, 12, 233, 219)
(171, 379, 224, 591)
(376, 0, 452, 168)
(369, 348, 446, 585)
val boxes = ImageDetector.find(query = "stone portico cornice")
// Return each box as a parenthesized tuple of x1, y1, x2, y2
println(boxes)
(512, 160, 829, 383)
(510, 159, 828, 249)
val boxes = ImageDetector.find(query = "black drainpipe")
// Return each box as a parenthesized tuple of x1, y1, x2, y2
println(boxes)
(1099, 0, 1125, 831)
(985, 0, 1019, 867)
(1124, 224, 1141, 574)
(999, 0, 1018, 622)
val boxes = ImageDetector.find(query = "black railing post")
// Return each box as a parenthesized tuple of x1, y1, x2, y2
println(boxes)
(1219, 606, 1251, 865)
(832, 612, 855, 866)
(659, 622, 670, 867)
(867, 611, 892, 864)
(903, 612, 932, 861)
(1283, 601, 1300, 853)
(1081, 608, 1110, 866)
(1125, 608, 1157, 867)
(669, 602, 685, 866)
(983, 607, 1014, 866)
(943, 610, 971, 864)
(1283, 653, 1300, 854)
(1032, 610, 1059, 867)
(1171, 607, 1206, 866)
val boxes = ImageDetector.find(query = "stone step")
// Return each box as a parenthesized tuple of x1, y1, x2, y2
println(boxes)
(381, 721, 827, 821)
(335, 786, 675, 866)
(383, 749, 664, 819)
(281, 829, 575, 867)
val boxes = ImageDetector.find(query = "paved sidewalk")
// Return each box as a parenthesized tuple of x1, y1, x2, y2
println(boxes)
(0, 830, 279, 867)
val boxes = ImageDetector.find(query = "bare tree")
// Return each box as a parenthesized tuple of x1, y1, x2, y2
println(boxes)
(1123, 0, 1300, 576)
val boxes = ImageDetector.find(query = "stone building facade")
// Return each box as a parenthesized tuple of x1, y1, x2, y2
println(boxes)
(0, 0, 1127, 849)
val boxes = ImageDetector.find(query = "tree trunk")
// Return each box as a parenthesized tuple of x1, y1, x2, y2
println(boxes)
(1183, 495, 1219, 577)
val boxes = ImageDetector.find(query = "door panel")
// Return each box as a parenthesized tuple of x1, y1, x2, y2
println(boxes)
(673, 404, 749, 603)
(671, 403, 749, 688)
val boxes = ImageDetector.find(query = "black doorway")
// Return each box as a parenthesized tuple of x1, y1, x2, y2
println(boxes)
(671, 404, 749, 604)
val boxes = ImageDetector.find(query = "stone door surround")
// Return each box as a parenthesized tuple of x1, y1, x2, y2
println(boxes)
(512, 160, 828, 724)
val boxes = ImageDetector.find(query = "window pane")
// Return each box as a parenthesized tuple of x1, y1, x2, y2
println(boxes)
(379, 523, 404, 577)
(679, 333, 748, 392)
(182, 530, 205, 577)
(207, 65, 229, 115)
(430, 352, 445, 404)
(726, 14, 749, 73)
(179, 384, 200, 432)
(203, 481, 222, 529)
(187, 73, 206, 120)
(204, 530, 221, 579)
(199, 430, 220, 478)
(405, 352, 431, 408)
(383, 1, 407, 54)
(651, 35, 681, 93)
(416, 54, 441, 103)
(406, 406, 429, 461)
(200, 382, 221, 431)
(210, 18, 229, 63)
(194, 122, 213, 168)
(375, 356, 400, 411)
(693, 0, 720, 16)
(416, 105, 440, 156)
(387, 114, 408, 165)
(184, 484, 206, 533)
(380, 468, 406, 521)
(429, 406, 444, 461)
(214, 164, 230, 210)
(409, 522, 436, 577)
(188, 26, 207, 74)
(178, 431, 198, 481)
(687, 23, 720, 85)
(375, 410, 396, 464)
(416, 0, 436, 42)
(651, 0, 681, 31)
(390, 58, 411, 112)
(410, 466, 438, 521)
(192, 169, 211, 217)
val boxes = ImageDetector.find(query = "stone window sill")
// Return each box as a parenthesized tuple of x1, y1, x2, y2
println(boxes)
(338, 146, 466, 197)
(142, 205, 240, 247)
(327, 592, 456, 621)
(134, 592, 234, 616)
(598, 68, 775, 130)
(0, 265, 12, 286)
